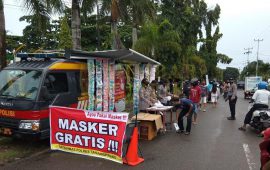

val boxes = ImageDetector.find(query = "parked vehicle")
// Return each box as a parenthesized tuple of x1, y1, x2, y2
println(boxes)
(244, 76, 262, 99)
(0, 53, 89, 140)
(237, 80, 245, 90)
(0, 50, 159, 140)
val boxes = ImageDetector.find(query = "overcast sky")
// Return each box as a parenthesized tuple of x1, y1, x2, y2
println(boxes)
(4, 0, 270, 70)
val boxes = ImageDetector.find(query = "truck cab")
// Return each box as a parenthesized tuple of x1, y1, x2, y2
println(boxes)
(0, 55, 88, 140)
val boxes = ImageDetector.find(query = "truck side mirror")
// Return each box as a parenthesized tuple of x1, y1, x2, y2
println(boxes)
(40, 86, 50, 101)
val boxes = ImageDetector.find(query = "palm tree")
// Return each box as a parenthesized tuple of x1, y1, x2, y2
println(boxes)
(128, 0, 156, 48)
(71, 0, 81, 49)
(24, 0, 96, 50)
(76, 0, 98, 50)
(101, 0, 127, 49)
(0, 0, 6, 69)
(101, 0, 156, 49)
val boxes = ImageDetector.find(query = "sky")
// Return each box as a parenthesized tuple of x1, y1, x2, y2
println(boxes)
(4, 0, 270, 70)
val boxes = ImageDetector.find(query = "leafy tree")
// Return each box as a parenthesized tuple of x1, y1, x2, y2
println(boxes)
(126, 0, 156, 48)
(223, 67, 239, 81)
(20, 15, 60, 52)
(134, 22, 158, 58)
(6, 35, 22, 53)
(0, 0, 6, 69)
(23, 0, 63, 31)
(58, 16, 72, 50)
(241, 60, 270, 80)
(101, 0, 127, 49)
(190, 55, 207, 79)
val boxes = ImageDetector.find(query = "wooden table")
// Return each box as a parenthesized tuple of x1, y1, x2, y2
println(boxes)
(146, 106, 174, 131)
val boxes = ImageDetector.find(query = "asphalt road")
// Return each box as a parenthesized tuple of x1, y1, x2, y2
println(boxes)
(3, 90, 263, 170)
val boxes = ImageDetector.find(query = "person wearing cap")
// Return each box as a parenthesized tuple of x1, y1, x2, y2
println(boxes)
(139, 78, 154, 112)
(239, 81, 270, 131)
(226, 78, 238, 120)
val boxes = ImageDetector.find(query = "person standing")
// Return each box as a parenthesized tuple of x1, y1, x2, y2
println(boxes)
(183, 80, 190, 98)
(148, 80, 158, 104)
(239, 81, 270, 131)
(139, 78, 153, 112)
(177, 97, 195, 135)
(226, 78, 237, 120)
(207, 81, 213, 102)
(223, 80, 230, 99)
(189, 79, 201, 124)
(211, 85, 219, 108)
(157, 80, 170, 105)
(199, 80, 207, 112)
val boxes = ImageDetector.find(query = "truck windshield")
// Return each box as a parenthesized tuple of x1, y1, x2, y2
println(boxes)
(0, 69, 42, 100)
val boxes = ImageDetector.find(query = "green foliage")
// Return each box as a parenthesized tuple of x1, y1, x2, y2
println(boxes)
(58, 16, 72, 50)
(223, 67, 239, 81)
(190, 55, 207, 79)
(217, 53, 232, 64)
(6, 35, 22, 52)
(20, 15, 59, 52)
(13, 0, 228, 82)
(241, 60, 270, 80)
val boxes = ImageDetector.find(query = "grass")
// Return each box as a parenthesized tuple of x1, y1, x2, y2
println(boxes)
(0, 137, 49, 166)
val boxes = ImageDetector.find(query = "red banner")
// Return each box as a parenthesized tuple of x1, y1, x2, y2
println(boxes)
(115, 70, 126, 112)
(115, 70, 126, 101)
(50, 106, 128, 163)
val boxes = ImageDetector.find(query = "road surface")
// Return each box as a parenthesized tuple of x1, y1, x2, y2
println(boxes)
(3, 90, 262, 170)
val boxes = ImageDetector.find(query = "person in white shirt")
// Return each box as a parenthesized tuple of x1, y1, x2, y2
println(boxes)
(239, 81, 270, 131)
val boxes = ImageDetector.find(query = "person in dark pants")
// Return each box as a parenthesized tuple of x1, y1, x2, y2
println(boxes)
(177, 97, 194, 135)
(239, 81, 270, 131)
(226, 78, 238, 120)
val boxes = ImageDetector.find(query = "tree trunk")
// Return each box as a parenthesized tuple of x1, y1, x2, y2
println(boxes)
(111, 21, 123, 50)
(71, 0, 81, 50)
(132, 27, 138, 49)
(0, 0, 6, 69)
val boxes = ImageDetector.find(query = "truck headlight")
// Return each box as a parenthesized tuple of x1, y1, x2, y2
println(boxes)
(19, 120, 40, 131)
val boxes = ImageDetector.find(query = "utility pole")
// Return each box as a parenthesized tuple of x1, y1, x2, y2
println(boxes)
(244, 47, 252, 65)
(254, 39, 263, 77)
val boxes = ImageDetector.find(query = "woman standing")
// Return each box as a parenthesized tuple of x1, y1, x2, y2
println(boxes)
(211, 85, 219, 108)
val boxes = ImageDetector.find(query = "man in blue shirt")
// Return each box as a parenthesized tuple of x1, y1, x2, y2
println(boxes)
(177, 97, 195, 135)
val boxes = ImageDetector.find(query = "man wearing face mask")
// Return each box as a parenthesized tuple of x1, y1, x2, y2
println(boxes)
(226, 78, 238, 120)
(139, 78, 154, 112)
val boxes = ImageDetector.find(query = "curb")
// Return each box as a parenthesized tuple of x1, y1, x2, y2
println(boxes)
(2, 148, 51, 167)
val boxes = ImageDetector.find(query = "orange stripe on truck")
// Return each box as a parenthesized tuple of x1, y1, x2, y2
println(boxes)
(49, 63, 87, 70)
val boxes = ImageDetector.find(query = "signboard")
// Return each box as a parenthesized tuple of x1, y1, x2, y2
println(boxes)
(115, 70, 126, 112)
(50, 106, 128, 164)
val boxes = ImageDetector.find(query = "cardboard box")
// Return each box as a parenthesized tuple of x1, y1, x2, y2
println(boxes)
(132, 113, 163, 140)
